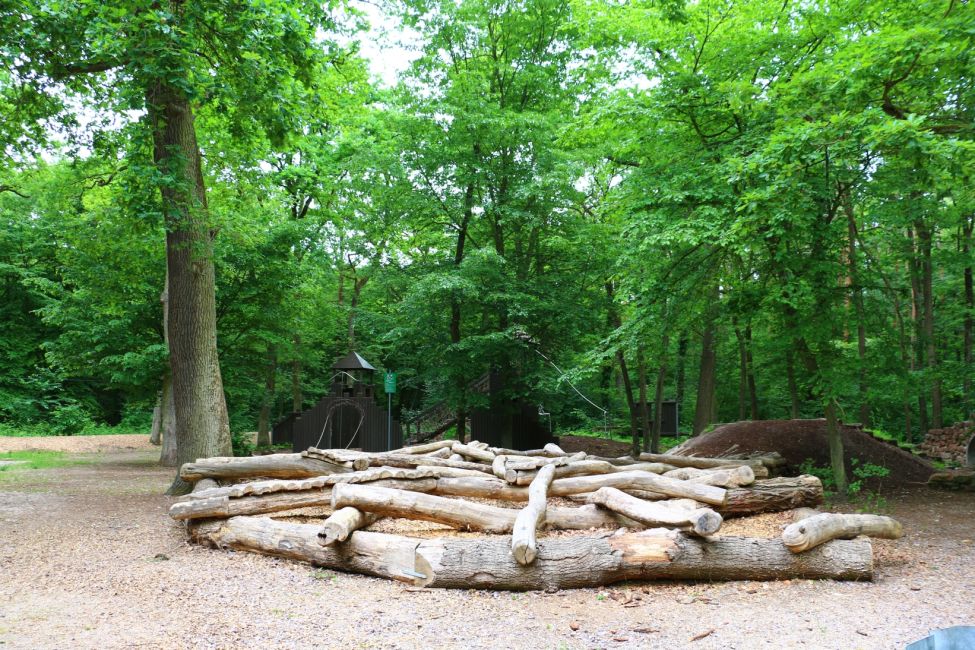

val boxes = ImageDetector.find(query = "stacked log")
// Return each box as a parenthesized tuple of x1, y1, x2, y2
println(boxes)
(170, 439, 897, 589)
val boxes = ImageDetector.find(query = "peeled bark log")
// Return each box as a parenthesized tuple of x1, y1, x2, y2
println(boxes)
(511, 463, 556, 565)
(331, 483, 628, 533)
(180, 454, 350, 482)
(169, 478, 439, 520)
(451, 442, 496, 463)
(663, 465, 755, 488)
(190, 517, 874, 589)
(587, 487, 722, 536)
(782, 513, 903, 553)
(425, 447, 453, 459)
(637, 453, 771, 471)
(543, 443, 567, 456)
(354, 454, 492, 474)
(393, 440, 455, 455)
(508, 460, 673, 485)
(319, 507, 381, 545)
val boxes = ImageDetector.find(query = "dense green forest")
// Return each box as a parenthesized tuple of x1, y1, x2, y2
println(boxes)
(1, 0, 972, 487)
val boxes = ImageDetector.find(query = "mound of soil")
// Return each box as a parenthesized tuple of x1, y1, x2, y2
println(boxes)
(673, 419, 933, 486)
(558, 435, 633, 458)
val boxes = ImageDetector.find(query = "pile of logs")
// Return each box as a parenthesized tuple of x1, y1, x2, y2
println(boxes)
(171, 439, 902, 590)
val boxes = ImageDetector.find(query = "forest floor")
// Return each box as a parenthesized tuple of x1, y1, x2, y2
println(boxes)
(1, 435, 973, 650)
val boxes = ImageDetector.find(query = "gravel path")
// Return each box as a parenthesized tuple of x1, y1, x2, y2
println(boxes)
(0, 443, 973, 649)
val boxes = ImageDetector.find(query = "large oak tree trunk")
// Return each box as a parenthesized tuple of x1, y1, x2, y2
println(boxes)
(148, 80, 231, 494)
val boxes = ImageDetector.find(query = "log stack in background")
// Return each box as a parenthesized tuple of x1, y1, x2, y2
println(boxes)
(169, 439, 902, 589)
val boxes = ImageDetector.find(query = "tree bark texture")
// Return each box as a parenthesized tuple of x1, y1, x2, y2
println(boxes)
(148, 79, 232, 495)
(190, 517, 874, 589)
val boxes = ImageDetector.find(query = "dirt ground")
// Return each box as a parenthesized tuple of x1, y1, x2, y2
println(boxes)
(1, 436, 973, 649)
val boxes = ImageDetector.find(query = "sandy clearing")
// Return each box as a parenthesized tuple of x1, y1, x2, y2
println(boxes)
(0, 445, 972, 649)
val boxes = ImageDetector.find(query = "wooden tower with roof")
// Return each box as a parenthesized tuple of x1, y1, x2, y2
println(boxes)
(272, 351, 402, 452)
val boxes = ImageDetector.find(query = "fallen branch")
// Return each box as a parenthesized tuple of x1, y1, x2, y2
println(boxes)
(179, 454, 350, 482)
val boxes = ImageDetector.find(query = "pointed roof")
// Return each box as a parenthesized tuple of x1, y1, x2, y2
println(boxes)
(332, 351, 376, 371)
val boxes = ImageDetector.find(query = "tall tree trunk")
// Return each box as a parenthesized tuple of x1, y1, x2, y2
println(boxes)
(907, 228, 929, 436)
(745, 326, 759, 419)
(159, 370, 177, 466)
(149, 79, 232, 494)
(843, 200, 870, 427)
(693, 286, 719, 435)
(149, 393, 162, 446)
(917, 220, 941, 429)
(256, 348, 277, 448)
(651, 332, 670, 454)
(637, 345, 650, 454)
(964, 215, 974, 417)
(291, 335, 303, 414)
(735, 323, 747, 421)
(451, 180, 475, 444)
(616, 349, 639, 453)
(675, 334, 688, 423)
(825, 399, 848, 496)
(156, 265, 177, 465)
(786, 349, 800, 419)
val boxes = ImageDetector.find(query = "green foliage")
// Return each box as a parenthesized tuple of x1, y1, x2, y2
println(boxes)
(231, 430, 255, 458)
(0, 450, 82, 471)
(799, 457, 891, 506)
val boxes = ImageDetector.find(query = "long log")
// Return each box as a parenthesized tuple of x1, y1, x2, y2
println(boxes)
(508, 461, 676, 485)
(451, 442, 496, 463)
(331, 483, 629, 533)
(392, 440, 456, 455)
(635, 453, 771, 477)
(318, 507, 381, 545)
(511, 463, 556, 565)
(719, 475, 823, 516)
(179, 454, 350, 482)
(588, 487, 722, 536)
(169, 478, 439, 520)
(190, 517, 874, 589)
(355, 454, 492, 473)
(663, 465, 755, 488)
(782, 512, 903, 553)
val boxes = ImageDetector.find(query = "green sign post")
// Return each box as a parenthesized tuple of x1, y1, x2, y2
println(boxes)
(384, 372, 396, 450)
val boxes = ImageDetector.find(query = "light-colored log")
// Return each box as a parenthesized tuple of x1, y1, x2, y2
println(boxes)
(318, 507, 381, 545)
(663, 465, 755, 487)
(792, 507, 822, 522)
(169, 478, 440, 520)
(355, 454, 492, 474)
(635, 452, 775, 473)
(451, 442, 496, 463)
(178, 467, 473, 501)
(449, 453, 465, 462)
(190, 517, 874, 589)
(507, 460, 672, 485)
(330, 483, 630, 533)
(392, 440, 456, 455)
(587, 487, 722, 536)
(543, 443, 567, 456)
(511, 463, 556, 565)
(192, 478, 220, 493)
(781, 512, 903, 553)
(180, 454, 350, 482)
(425, 447, 453, 459)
